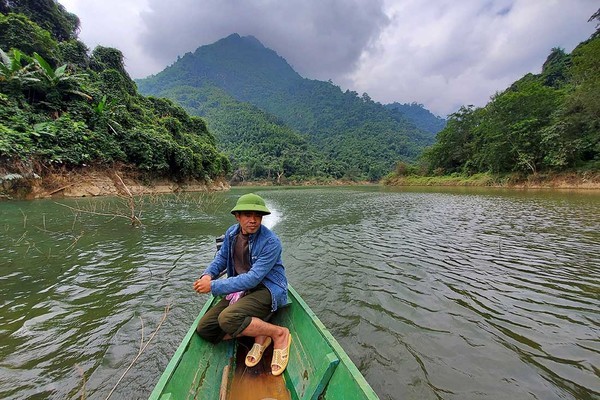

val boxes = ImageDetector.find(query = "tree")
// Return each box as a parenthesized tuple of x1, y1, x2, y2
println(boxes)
(540, 47, 571, 88)
(589, 8, 600, 38)
(0, 0, 80, 41)
(546, 36, 600, 169)
(0, 8, 229, 183)
(31, 52, 90, 113)
(477, 81, 564, 173)
(0, 13, 58, 63)
(422, 105, 480, 174)
(0, 48, 39, 91)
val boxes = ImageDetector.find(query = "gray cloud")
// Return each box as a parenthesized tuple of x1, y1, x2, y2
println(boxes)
(61, 0, 598, 116)
(345, 0, 598, 115)
(139, 0, 389, 81)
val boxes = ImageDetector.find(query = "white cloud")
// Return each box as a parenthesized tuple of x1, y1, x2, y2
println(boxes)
(60, 0, 159, 77)
(58, 0, 598, 116)
(346, 0, 597, 116)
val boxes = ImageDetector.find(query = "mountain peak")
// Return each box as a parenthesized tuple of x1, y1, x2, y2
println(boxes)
(138, 32, 301, 98)
(220, 33, 265, 49)
(136, 33, 438, 181)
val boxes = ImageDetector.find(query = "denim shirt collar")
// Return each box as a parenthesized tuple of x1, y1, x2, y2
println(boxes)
(230, 224, 262, 243)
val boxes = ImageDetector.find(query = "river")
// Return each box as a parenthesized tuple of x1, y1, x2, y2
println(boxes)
(0, 186, 598, 399)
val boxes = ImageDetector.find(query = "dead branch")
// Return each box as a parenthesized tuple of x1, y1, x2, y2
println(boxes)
(164, 252, 185, 278)
(104, 303, 171, 400)
(71, 212, 78, 230)
(114, 173, 133, 198)
(16, 231, 27, 244)
(65, 231, 85, 252)
(74, 364, 87, 400)
(113, 173, 142, 226)
(20, 209, 27, 228)
(47, 183, 76, 196)
(55, 202, 134, 223)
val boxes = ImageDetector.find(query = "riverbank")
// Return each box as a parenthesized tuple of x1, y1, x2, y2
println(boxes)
(0, 166, 229, 200)
(231, 178, 374, 187)
(3, 168, 599, 200)
(382, 171, 600, 189)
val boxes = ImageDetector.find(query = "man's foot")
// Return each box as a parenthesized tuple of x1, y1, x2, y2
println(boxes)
(245, 336, 272, 367)
(271, 329, 292, 376)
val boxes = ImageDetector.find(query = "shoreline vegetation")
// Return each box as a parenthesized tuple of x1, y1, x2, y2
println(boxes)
(1, 6, 598, 201)
(2, 167, 599, 201)
(383, 171, 600, 190)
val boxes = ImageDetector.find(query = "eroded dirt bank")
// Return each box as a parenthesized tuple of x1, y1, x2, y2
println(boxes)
(1, 167, 229, 200)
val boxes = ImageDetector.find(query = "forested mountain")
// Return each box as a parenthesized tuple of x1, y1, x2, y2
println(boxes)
(137, 34, 436, 181)
(164, 84, 330, 182)
(385, 102, 446, 135)
(417, 12, 599, 178)
(0, 0, 229, 192)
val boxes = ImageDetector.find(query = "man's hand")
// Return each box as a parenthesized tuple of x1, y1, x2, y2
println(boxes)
(193, 275, 212, 294)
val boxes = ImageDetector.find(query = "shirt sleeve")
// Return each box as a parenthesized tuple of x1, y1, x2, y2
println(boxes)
(211, 237, 281, 296)
(202, 232, 230, 278)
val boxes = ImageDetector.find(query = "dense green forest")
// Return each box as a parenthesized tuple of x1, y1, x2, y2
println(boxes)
(137, 34, 438, 181)
(163, 84, 332, 182)
(385, 102, 446, 135)
(0, 0, 229, 193)
(6, 2, 590, 190)
(394, 12, 600, 181)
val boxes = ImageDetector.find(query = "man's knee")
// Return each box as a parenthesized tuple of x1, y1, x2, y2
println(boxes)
(195, 322, 211, 339)
(195, 315, 223, 343)
(217, 309, 250, 337)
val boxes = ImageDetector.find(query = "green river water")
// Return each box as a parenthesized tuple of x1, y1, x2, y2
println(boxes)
(0, 186, 598, 400)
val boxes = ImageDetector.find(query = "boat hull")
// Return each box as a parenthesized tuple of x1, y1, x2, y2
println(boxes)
(149, 285, 379, 400)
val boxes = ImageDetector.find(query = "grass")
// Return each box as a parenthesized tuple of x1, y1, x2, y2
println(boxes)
(383, 171, 600, 189)
(383, 172, 496, 187)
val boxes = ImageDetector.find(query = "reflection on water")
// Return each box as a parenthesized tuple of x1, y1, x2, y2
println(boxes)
(0, 187, 599, 399)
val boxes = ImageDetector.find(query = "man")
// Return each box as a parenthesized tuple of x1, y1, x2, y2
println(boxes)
(193, 193, 292, 376)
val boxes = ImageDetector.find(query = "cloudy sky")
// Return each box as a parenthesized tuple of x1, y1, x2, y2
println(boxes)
(59, 0, 597, 117)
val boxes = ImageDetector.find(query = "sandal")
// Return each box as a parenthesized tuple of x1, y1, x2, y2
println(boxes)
(271, 334, 292, 376)
(245, 337, 272, 367)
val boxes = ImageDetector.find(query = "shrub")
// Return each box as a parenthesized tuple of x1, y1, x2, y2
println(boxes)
(0, 13, 58, 65)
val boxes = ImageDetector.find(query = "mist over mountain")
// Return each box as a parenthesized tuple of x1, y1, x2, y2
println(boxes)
(137, 34, 443, 181)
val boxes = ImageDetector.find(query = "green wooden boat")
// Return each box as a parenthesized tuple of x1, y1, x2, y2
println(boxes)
(149, 285, 379, 400)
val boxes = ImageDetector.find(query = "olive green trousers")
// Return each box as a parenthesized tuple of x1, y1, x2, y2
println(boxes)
(195, 285, 273, 343)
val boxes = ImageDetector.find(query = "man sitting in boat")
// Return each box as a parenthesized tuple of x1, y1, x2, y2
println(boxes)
(193, 193, 292, 376)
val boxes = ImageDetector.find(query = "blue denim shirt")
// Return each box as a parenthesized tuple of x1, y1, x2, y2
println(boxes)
(202, 224, 288, 312)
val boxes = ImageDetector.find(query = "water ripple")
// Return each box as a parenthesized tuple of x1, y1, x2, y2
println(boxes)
(278, 188, 600, 400)
(0, 188, 599, 399)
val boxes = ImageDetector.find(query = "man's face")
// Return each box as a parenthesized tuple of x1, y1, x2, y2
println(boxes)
(235, 211, 263, 234)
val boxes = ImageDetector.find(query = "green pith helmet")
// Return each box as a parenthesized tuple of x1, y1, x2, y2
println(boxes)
(230, 193, 271, 215)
